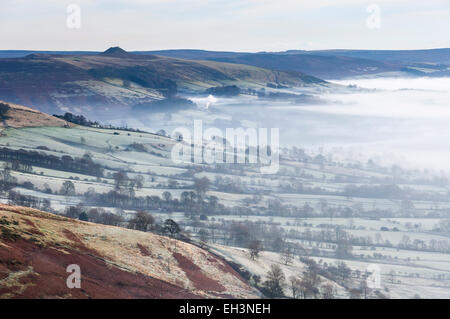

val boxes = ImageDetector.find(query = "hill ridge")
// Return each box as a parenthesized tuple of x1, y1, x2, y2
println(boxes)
(0, 100, 71, 129)
(0, 204, 256, 299)
(0, 48, 326, 115)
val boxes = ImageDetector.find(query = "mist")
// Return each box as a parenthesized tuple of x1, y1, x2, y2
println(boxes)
(104, 77, 450, 172)
(302, 77, 450, 170)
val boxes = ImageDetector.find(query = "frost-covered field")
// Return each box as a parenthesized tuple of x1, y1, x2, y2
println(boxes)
(207, 243, 450, 299)
(1, 123, 449, 298)
(209, 244, 348, 299)
(309, 255, 450, 299)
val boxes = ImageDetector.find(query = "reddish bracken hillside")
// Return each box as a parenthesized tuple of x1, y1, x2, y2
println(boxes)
(0, 100, 72, 129)
(0, 204, 257, 299)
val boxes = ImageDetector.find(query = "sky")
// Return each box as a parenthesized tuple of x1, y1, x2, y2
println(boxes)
(0, 0, 449, 52)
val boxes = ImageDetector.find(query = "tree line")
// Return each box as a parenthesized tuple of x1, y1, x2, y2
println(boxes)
(0, 148, 104, 177)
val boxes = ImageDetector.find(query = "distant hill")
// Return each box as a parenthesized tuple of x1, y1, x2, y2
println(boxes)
(102, 46, 130, 56)
(0, 101, 71, 129)
(0, 50, 99, 59)
(309, 48, 450, 64)
(0, 47, 325, 115)
(141, 50, 403, 79)
(206, 53, 401, 79)
(3, 47, 449, 80)
(138, 49, 249, 60)
(136, 48, 450, 79)
(0, 204, 256, 298)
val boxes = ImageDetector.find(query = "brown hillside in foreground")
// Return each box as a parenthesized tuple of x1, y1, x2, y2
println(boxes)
(0, 101, 72, 129)
(0, 204, 256, 299)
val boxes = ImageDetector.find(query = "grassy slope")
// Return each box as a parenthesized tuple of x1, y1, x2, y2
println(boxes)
(0, 204, 256, 299)
(0, 53, 326, 114)
(0, 105, 449, 298)
(0, 101, 72, 129)
(2, 123, 450, 217)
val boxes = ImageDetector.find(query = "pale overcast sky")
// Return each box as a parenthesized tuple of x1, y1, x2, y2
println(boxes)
(0, 0, 449, 51)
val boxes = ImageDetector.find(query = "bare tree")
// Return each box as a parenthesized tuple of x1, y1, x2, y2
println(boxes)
(134, 175, 145, 190)
(164, 219, 181, 238)
(162, 191, 172, 203)
(0, 167, 17, 192)
(198, 229, 209, 247)
(288, 275, 302, 299)
(113, 170, 129, 191)
(321, 283, 336, 299)
(300, 262, 322, 298)
(336, 261, 351, 281)
(263, 264, 285, 298)
(60, 180, 76, 196)
(281, 245, 294, 265)
(194, 177, 210, 196)
(0, 102, 10, 119)
(248, 240, 263, 260)
(128, 211, 154, 232)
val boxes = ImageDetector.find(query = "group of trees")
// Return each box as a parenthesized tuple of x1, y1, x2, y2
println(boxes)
(65, 206, 121, 226)
(397, 234, 450, 253)
(112, 170, 144, 196)
(60, 181, 76, 196)
(128, 210, 156, 231)
(248, 239, 263, 260)
(280, 180, 447, 204)
(63, 205, 182, 239)
(1, 167, 51, 210)
(0, 148, 104, 177)
(260, 261, 337, 299)
(54, 112, 99, 127)
(54, 112, 147, 134)
(0, 102, 10, 119)
(0, 167, 16, 192)
(215, 220, 355, 259)
(83, 188, 224, 217)
(8, 190, 51, 211)
(263, 265, 286, 297)
(288, 261, 323, 299)
(205, 85, 240, 97)
(7, 160, 33, 173)
(244, 240, 387, 299)
(82, 176, 225, 219)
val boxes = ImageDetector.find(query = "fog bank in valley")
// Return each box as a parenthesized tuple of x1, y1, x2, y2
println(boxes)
(109, 77, 450, 172)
